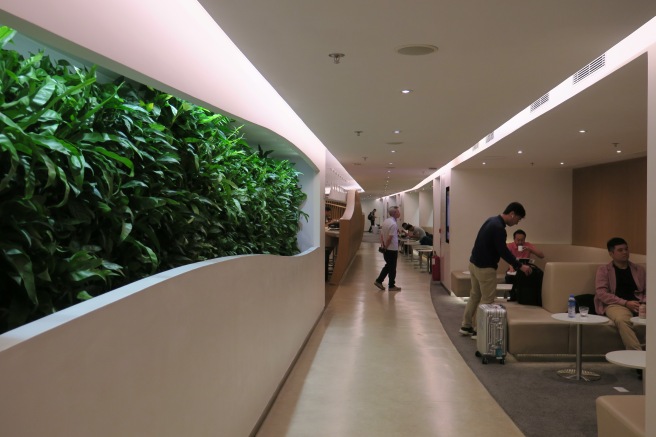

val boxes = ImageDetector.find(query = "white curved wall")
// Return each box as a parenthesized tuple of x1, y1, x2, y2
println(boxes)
(0, 248, 324, 436)
(0, 3, 329, 434)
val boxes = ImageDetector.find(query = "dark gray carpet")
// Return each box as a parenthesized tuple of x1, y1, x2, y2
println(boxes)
(429, 282, 643, 437)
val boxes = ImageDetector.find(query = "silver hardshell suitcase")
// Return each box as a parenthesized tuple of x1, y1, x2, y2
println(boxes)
(475, 303, 507, 364)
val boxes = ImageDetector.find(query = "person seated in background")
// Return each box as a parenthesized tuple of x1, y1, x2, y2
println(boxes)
(325, 206, 340, 228)
(505, 229, 544, 283)
(407, 225, 426, 240)
(595, 237, 646, 353)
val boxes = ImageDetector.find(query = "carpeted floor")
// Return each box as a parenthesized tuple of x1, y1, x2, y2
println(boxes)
(429, 282, 643, 437)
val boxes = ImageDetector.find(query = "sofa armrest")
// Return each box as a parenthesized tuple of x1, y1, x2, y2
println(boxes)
(596, 395, 645, 437)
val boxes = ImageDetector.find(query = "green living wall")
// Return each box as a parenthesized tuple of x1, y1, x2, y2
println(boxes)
(0, 27, 307, 333)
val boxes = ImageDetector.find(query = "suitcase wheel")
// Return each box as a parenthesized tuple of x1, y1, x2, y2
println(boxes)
(500, 358, 505, 365)
(482, 356, 489, 364)
(475, 351, 482, 358)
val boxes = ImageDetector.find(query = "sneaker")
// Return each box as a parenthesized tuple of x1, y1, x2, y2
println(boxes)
(459, 326, 475, 336)
(374, 281, 385, 290)
(471, 331, 478, 340)
(388, 286, 402, 292)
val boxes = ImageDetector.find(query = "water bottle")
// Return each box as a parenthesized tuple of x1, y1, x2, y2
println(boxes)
(568, 294, 576, 318)
(639, 303, 646, 319)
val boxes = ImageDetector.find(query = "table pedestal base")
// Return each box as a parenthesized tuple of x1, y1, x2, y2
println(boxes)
(556, 368, 601, 382)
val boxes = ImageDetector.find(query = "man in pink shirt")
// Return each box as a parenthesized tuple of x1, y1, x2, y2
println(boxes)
(507, 229, 544, 272)
(505, 230, 545, 301)
(595, 237, 646, 351)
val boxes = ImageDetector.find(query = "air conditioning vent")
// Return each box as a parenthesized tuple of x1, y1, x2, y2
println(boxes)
(530, 93, 549, 112)
(486, 133, 494, 143)
(573, 54, 606, 84)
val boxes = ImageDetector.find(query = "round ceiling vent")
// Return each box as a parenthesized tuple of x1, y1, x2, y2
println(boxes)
(396, 44, 438, 56)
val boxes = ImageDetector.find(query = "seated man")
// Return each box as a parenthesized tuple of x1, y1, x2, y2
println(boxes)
(407, 225, 426, 240)
(505, 229, 544, 283)
(325, 206, 333, 223)
(594, 237, 646, 351)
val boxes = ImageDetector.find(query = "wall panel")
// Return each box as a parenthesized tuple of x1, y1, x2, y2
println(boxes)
(572, 157, 646, 253)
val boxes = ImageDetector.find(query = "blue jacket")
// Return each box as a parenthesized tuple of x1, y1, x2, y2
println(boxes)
(470, 215, 521, 270)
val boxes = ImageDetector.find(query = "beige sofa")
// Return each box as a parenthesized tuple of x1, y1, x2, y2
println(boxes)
(597, 395, 645, 437)
(505, 261, 646, 358)
(449, 243, 645, 297)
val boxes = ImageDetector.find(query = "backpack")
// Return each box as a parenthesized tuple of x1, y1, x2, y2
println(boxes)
(368, 212, 374, 220)
(510, 265, 544, 306)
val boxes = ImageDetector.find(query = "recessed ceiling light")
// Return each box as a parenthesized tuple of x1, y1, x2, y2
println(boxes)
(393, 130, 401, 134)
(560, 162, 565, 165)
(616, 149, 622, 154)
(396, 44, 439, 56)
(401, 89, 413, 94)
(579, 129, 587, 133)
(328, 53, 345, 64)
(391, 150, 396, 153)
(388, 162, 393, 165)
(482, 162, 487, 165)
(387, 170, 391, 173)
(518, 150, 523, 154)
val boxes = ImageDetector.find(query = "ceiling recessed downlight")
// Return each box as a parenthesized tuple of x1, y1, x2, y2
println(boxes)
(396, 44, 438, 56)
(401, 89, 413, 94)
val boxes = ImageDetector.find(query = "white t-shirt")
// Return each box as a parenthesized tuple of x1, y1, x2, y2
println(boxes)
(381, 217, 399, 251)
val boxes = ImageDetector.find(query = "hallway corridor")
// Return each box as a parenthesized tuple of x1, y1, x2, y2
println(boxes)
(257, 241, 524, 436)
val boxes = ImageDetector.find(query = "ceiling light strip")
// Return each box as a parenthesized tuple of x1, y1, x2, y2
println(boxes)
(402, 15, 656, 195)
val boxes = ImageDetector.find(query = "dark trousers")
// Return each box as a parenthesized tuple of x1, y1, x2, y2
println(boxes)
(368, 219, 375, 232)
(376, 249, 398, 287)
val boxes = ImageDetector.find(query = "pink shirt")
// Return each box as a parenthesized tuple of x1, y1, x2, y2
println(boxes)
(594, 261, 646, 315)
(506, 242, 536, 271)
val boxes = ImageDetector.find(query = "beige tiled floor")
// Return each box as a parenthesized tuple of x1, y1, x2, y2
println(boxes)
(257, 242, 524, 436)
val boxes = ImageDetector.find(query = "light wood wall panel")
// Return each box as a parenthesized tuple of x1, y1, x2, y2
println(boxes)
(572, 157, 646, 254)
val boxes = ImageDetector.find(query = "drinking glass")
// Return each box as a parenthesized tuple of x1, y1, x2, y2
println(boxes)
(579, 306, 589, 317)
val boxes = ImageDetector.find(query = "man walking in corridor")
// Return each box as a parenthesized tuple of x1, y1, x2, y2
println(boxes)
(374, 206, 402, 292)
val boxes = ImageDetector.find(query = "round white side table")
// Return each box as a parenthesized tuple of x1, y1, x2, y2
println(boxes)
(551, 313, 609, 381)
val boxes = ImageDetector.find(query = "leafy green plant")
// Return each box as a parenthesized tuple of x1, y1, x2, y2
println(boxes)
(0, 27, 307, 332)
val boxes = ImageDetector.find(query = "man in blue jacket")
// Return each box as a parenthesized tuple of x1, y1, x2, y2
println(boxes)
(459, 202, 533, 338)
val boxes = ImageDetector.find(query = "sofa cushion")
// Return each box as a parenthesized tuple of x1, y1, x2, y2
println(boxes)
(541, 262, 605, 313)
(505, 301, 643, 355)
(505, 302, 569, 354)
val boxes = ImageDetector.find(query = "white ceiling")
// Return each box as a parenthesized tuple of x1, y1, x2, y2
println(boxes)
(197, 1, 656, 198)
